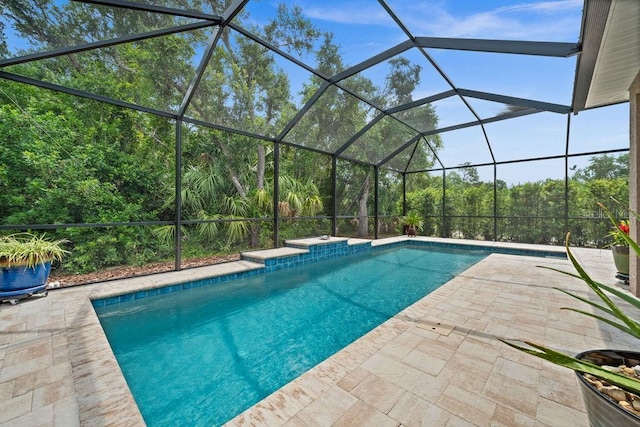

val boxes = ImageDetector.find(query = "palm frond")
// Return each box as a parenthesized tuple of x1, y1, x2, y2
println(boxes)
(304, 195, 324, 217)
(225, 217, 250, 242)
(152, 225, 187, 246)
(223, 195, 249, 218)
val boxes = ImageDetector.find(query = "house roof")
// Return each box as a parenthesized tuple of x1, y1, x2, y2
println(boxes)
(573, 0, 640, 111)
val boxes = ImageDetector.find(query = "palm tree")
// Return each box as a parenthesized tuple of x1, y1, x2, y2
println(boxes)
(155, 153, 324, 250)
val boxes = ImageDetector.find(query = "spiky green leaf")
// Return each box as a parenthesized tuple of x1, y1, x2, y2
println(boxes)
(498, 339, 640, 394)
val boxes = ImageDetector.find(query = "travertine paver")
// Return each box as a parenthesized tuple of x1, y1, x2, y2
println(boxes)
(438, 383, 498, 426)
(483, 371, 539, 417)
(349, 374, 405, 413)
(333, 400, 397, 427)
(0, 237, 633, 426)
(284, 236, 350, 246)
(241, 246, 308, 261)
(537, 397, 589, 426)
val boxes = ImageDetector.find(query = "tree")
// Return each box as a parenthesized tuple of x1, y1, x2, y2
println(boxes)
(0, 21, 8, 58)
(0, 0, 447, 273)
(572, 154, 628, 181)
(568, 154, 629, 246)
(458, 162, 480, 184)
(0, 77, 172, 272)
(282, 26, 444, 237)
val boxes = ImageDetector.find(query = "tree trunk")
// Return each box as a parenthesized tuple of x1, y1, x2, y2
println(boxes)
(358, 175, 369, 238)
(256, 145, 265, 190)
(250, 145, 266, 248)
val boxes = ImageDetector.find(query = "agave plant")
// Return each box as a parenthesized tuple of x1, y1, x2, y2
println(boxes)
(498, 203, 640, 394)
(0, 233, 69, 268)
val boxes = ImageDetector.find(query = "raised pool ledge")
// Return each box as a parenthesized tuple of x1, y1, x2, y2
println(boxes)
(242, 237, 372, 272)
(374, 236, 567, 259)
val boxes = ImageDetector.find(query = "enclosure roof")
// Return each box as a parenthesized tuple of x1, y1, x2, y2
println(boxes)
(0, 0, 636, 173)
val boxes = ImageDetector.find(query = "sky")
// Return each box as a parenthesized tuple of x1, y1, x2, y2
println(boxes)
(241, 0, 630, 184)
(1, 0, 631, 185)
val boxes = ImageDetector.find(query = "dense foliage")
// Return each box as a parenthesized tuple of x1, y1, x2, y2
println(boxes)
(402, 154, 629, 247)
(0, 1, 629, 277)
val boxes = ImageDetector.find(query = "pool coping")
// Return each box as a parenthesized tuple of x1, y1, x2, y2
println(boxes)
(0, 236, 623, 426)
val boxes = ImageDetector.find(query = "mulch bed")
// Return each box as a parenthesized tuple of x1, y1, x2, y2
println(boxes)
(50, 254, 241, 288)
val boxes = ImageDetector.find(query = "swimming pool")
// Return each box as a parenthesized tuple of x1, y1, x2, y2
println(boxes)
(95, 246, 487, 426)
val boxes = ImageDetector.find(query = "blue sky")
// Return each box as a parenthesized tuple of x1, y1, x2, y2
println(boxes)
(245, 0, 629, 184)
(2, 0, 631, 185)
(242, 0, 629, 183)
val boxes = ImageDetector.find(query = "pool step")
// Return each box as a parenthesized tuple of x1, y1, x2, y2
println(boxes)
(284, 236, 349, 248)
(241, 247, 308, 263)
(241, 237, 372, 272)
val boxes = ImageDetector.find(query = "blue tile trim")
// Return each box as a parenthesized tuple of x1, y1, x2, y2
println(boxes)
(92, 239, 564, 308)
(259, 242, 371, 273)
(400, 239, 565, 259)
(92, 267, 267, 308)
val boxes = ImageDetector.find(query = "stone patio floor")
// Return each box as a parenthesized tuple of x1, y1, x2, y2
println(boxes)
(0, 236, 636, 426)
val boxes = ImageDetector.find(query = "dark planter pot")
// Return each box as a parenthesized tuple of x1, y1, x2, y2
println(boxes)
(402, 225, 417, 236)
(576, 350, 640, 427)
(612, 246, 630, 276)
(0, 262, 51, 294)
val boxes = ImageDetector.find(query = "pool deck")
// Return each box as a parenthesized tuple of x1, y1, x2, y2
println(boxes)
(0, 236, 636, 426)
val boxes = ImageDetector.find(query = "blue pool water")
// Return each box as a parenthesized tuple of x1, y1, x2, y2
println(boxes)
(95, 246, 487, 426)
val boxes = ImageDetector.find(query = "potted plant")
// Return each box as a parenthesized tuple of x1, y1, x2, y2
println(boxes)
(606, 219, 630, 281)
(499, 203, 640, 426)
(401, 212, 424, 237)
(0, 233, 68, 303)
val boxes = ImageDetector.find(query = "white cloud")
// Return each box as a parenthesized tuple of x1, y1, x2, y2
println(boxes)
(388, 0, 583, 40)
(250, 1, 582, 40)
(301, 4, 396, 27)
(496, 0, 583, 14)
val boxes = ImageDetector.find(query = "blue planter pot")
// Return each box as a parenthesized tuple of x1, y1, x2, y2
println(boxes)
(0, 262, 51, 293)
